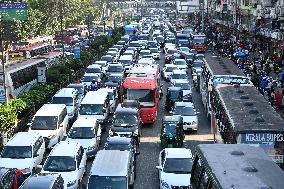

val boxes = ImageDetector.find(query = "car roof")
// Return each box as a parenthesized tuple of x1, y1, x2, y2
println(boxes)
(71, 118, 97, 128)
(165, 148, 192, 158)
(108, 73, 123, 77)
(175, 59, 186, 61)
(81, 91, 108, 104)
(87, 64, 101, 68)
(119, 55, 132, 60)
(19, 173, 60, 189)
(95, 60, 107, 64)
(115, 104, 138, 114)
(35, 104, 66, 116)
(53, 88, 77, 98)
(7, 132, 41, 146)
(172, 69, 186, 74)
(175, 101, 194, 107)
(173, 80, 189, 84)
(163, 115, 182, 122)
(107, 136, 132, 144)
(90, 150, 130, 177)
(50, 141, 80, 156)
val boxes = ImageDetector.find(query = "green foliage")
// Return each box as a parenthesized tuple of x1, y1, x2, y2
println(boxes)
(0, 99, 27, 138)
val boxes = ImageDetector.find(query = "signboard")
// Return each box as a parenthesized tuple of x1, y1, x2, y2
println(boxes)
(0, 3, 28, 20)
(0, 85, 6, 104)
(37, 66, 46, 83)
(73, 47, 81, 59)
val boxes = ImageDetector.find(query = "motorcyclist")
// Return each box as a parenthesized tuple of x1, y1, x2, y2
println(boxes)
(90, 79, 98, 91)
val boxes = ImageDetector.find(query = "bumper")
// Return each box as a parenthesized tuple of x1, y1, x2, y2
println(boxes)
(183, 123, 198, 131)
(141, 113, 157, 124)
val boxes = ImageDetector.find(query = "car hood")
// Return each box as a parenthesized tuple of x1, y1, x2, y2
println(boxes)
(29, 129, 57, 137)
(181, 115, 197, 122)
(42, 170, 78, 187)
(161, 171, 191, 187)
(0, 158, 32, 170)
(78, 114, 104, 120)
(66, 138, 96, 149)
(176, 65, 187, 69)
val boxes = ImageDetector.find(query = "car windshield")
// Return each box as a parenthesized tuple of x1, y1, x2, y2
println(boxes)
(180, 47, 189, 52)
(83, 75, 99, 82)
(169, 90, 180, 98)
(193, 62, 203, 68)
(43, 156, 76, 172)
(101, 56, 112, 62)
(150, 48, 159, 53)
(31, 116, 58, 130)
(88, 176, 127, 189)
(174, 83, 191, 90)
(193, 38, 206, 44)
(105, 143, 131, 151)
(1, 146, 32, 159)
(174, 106, 196, 116)
(172, 73, 187, 79)
(108, 65, 123, 72)
(114, 113, 138, 126)
(174, 60, 186, 65)
(52, 97, 73, 106)
(86, 68, 101, 73)
(126, 89, 155, 107)
(165, 124, 176, 134)
(120, 60, 132, 66)
(165, 66, 177, 72)
(164, 158, 192, 174)
(68, 127, 94, 139)
(79, 104, 104, 115)
(140, 51, 151, 56)
(167, 49, 178, 55)
(108, 75, 122, 82)
(68, 85, 84, 94)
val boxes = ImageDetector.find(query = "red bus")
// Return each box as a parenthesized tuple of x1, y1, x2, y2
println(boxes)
(122, 74, 158, 124)
(191, 34, 208, 53)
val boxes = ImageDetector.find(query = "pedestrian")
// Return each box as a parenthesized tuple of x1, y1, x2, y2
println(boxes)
(13, 169, 24, 189)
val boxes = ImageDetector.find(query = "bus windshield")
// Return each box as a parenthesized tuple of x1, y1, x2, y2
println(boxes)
(126, 89, 155, 107)
(88, 176, 127, 189)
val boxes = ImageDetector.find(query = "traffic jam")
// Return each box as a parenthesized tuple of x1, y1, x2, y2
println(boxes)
(1, 12, 284, 189)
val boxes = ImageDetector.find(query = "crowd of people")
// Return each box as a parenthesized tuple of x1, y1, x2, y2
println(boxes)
(197, 21, 284, 109)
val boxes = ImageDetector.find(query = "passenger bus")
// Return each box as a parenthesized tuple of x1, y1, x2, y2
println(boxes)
(124, 25, 138, 41)
(211, 84, 284, 168)
(122, 73, 158, 124)
(200, 53, 251, 118)
(4, 52, 62, 100)
(191, 144, 284, 189)
(8, 36, 53, 60)
(191, 33, 208, 52)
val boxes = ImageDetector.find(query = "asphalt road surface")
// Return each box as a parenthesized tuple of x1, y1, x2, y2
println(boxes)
(80, 51, 213, 188)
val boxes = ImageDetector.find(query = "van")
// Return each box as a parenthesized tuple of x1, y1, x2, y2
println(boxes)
(0, 132, 45, 176)
(78, 91, 110, 125)
(85, 150, 135, 189)
(29, 104, 68, 149)
(41, 141, 87, 189)
(51, 88, 80, 123)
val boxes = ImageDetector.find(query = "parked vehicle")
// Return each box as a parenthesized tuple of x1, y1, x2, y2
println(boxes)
(97, 88, 119, 114)
(66, 118, 101, 158)
(41, 141, 87, 189)
(67, 83, 87, 101)
(0, 168, 16, 189)
(29, 104, 68, 149)
(86, 150, 135, 189)
(173, 59, 187, 71)
(172, 80, 192, 102)
(170, 69, 188, 84)
(19, 173, 64, 189)
(162, 64, 179, 81)
(0, 132, 45, 176)
(156, 148, 193, 189)
(160, 116, 184, 148)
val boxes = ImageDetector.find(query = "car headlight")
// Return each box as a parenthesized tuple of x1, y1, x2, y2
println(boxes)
(161, 180, 170, 189)
(67, 180, 77, 187)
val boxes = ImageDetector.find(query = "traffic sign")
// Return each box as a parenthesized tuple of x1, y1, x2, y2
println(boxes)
(0, 3, 28, 20)
(74, 47, 81, 59)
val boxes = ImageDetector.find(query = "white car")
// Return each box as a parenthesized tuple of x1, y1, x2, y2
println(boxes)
(0, 132, 45, 176)
(41, 141, 87, 189)
(149, 47, 160, 60)
(173, 59, 187, 70)
(156, 148, 193, 189)
(172, 102, 198, 131)
(162, 64, 179, 81)
(170, 70, 188, 84)
(66, 118, 101, 158)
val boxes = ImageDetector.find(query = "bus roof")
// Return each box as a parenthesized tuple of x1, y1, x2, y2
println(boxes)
(204, 53, 245, 76)
(5, 58, 46, 73)
(216, 85, 284, 132)
(196, 144, 284, 189)
(123, 77, 156, 90)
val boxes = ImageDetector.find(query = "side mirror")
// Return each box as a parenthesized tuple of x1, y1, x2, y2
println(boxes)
(156, 165, 162, 170)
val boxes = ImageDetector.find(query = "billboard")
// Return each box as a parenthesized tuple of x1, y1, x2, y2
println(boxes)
(0, 3, 28, 20)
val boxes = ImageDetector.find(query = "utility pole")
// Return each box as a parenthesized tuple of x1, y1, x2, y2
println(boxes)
(201, 2, 204, 32)
(60, 0, 65, 58)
